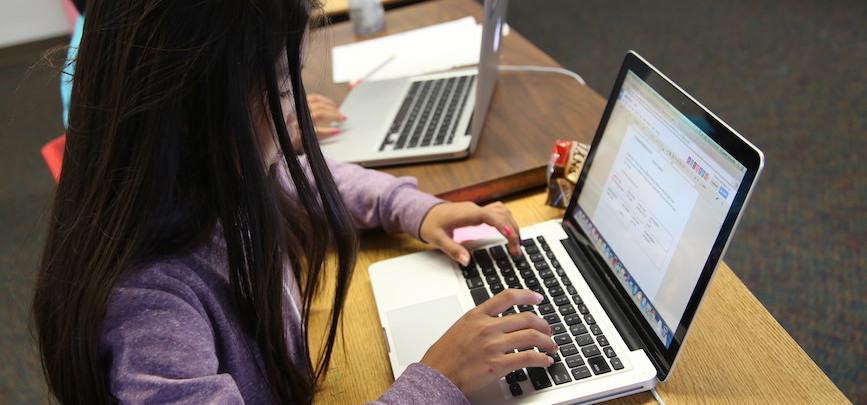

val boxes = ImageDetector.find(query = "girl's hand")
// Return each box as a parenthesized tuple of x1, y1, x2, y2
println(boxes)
(421, 289, 556, 394)
(419, 201, 521, 266)
(291, 94, 346, 140)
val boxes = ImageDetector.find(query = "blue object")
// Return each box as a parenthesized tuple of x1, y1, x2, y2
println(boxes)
(61, 15, 84, 129)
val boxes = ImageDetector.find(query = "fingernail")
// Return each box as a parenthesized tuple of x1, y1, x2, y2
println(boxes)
(533, 292, 544, 303)
(330, 128, 341, 135)
(341, 114, 347, 121)
(458, 253, 470, 267)
(503, 225, 513, 237)
(547, 356, 554, 365)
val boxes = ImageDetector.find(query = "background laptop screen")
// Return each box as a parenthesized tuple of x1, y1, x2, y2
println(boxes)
(572, 71, 747, 347)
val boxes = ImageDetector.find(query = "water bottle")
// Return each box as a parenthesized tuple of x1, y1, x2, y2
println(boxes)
(349, 0, 386, 36)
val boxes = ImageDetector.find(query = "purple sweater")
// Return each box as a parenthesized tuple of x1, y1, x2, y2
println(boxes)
(99, 159, 469, 404)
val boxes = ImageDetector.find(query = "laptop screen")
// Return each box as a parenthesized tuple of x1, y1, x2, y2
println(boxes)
(571, 71, 748, 347)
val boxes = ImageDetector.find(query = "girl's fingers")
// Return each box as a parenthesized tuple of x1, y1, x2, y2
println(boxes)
(315, 126, 341, 138)
(496, 311, 552, 335)
(477, 289, 544, 317)
(431, 231, 471, 266)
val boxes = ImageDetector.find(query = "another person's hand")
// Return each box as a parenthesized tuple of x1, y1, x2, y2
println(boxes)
(291, 94, 346, 140)
(421, 289, 556, 394)
(419, 201, 521, 266)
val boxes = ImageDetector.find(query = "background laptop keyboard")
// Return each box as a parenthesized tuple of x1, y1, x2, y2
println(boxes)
(461, 236, 624, 397)
(378, 74, 475, 152)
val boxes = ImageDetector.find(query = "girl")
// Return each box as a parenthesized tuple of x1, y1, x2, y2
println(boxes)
(34, 0, 556, 403)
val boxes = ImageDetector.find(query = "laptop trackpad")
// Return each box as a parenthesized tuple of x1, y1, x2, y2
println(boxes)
(386, 295, 464, 367)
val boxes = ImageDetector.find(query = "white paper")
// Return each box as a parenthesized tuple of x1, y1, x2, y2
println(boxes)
(331, 17, 483, 83)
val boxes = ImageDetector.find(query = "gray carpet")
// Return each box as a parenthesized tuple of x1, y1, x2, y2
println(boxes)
(1, 0, 864, 402)
(502, 0, 866, 402)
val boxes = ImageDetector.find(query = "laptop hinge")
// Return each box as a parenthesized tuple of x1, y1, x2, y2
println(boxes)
(561, 221, 644, 350)
(560, 221, 668, 378)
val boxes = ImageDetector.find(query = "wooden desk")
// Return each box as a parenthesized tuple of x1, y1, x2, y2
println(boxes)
(309, 192, 849, 404)
(305, 0, 605, 203)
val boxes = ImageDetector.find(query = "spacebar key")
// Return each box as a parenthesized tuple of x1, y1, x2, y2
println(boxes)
(470, 287, 490, 306)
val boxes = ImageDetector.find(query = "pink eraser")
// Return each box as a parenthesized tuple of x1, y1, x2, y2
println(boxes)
(453, 224, 501, 243)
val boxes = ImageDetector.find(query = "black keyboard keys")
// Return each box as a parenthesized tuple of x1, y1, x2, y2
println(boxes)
(565, 355, 584, 369)
(575, 333, 594, 347)
(547, 363, 572, 385)
(466, 277, 483, 289)
(527, 367, 552, 390)
(470, 287, 489, 305)
(509, 382, 523, 396)
(559, 344, 578, 357)
(572, 366, 592, 380)
(554, 333, 572, 345)
(610, 357, 624, 370)
(587, 356, 611, 375)
(603, 346, 617, 358)
(581, 345, 601, 358)
(551, 323, 566, 335)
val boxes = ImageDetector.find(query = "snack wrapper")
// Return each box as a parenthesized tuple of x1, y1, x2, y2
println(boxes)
(546, 139, 590, 207)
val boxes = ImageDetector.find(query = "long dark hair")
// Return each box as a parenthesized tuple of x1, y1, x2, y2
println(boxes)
(32, 0, 357, 403)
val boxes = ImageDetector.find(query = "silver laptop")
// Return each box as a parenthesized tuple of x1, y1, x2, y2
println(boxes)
(369, 51, 764, 404)
(320, 0, 508, 167)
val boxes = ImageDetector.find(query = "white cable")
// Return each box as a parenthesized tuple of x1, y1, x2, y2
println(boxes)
(651, 387, 666, 405)
(497, 64, 587, 86)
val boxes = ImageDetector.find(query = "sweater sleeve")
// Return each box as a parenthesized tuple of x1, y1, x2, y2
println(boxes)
(100, 268, 244, 404)
(274, 157, 444, 239)
(369, 363, 468, 405)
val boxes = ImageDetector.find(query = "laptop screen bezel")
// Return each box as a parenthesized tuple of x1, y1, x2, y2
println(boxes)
(563, 51, 764, 380)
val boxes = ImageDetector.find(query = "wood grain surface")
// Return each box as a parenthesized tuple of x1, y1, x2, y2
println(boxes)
(304, 0, 606, 203)
(308, 191, 849, 404)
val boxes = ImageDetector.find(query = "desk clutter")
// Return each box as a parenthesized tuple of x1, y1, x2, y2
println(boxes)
(546, 140, 590, 208)
(331, 17, 483, 84)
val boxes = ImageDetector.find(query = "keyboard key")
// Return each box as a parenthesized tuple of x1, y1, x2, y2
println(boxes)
(473, 250, 493, 266)
(559, 344, 578, 357)
(554, 333, 572, 345)
(551, 259, 561, 268)
(566, 285, 578, 295)
(560, 275, 572, 286)
(563, 313, 582, 325)
(466, 277, 484, 289)
(572, 366, 592, 380)
(581, 345, 601, 358)
(490, 283, 504, 294)
(529, 253, 544, 262)
(584, 314, 596, 325)
(572, 294, 583, 305)
(547, 352, 560, 362)
(556, 268, 567, 277)
(534, 262, 550, 271)
(575, 333, 594, 347)
(504, 275, 521, 287)
(590, 324, 603, 335)
(538, 304, 554, 315)
(524, 277, 540, 288)
(577, 304, 589, 314)
(470, 287, 489, 305)
(520, 239, 536, 248)
(517, 304, 534, 312)
(500, 268, 516, 278)
(485, 275, 500, 285)
(554, 295, 570, 306)
(549, 286, 565, 297)
(559, 305, 576, 316)
(610, 357, 624, 370)
(481, 266, 496, 277)
(536, 236, 546, 244)
(506, 371, 519, 383)
(597, 335, 609, 346)
(604, 346, 617, 358)
(539, 269, 554, 279)
(490, 245, 508, 260)
(551, 323, 566, 335)
(529, 285, 545, 295)
(525, 245, 540, 254)
(514, 369, 528, 381)
(565, 355, 585, 369)
(547, 363, 572, 385)
(544, 278, 560, 288)
(509, 382, 523, 396)
(543, 314, 560, 325)
(570, 324, 588, 336)
(502, 307, 517, 316)
(587, 356, 611, 375)
(461, 268, 479, 279)
(527, 367, 552, 390)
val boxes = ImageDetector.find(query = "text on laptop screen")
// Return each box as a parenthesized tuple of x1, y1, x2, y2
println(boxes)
(573, 71, 747, 347)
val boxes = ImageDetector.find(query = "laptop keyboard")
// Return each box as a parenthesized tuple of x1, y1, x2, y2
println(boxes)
(461, 236, 624, 396)
(378, 75, 475, 152)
